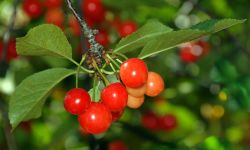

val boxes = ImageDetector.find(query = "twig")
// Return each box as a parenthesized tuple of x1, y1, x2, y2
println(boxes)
(66, 0, 104, 57)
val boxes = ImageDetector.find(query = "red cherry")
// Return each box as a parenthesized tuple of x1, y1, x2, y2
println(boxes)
(81, 0, 105, 23)
(7, 39, 17, 62)
(108, 140, 127, 150)
(22, 0, 43, 18)
(118, 21, 137, 37)
(159, 114, 177, 131)
(64, 88, 91, 115)
(95, 29, 109, 47)
(45, 8, 64, 29)
(19, 121, 32, 133)
(196, 40, 210, 56)
(142, 112, 159, 130)
(43, 0, 63, 9)
(0, 39, 18, 62)
(78, 102, 112, 134)
(145, 72, 164, 97)
(111, 110, 124, 122)
(120, 58, 148, 88)
(179, 42, 207, 63)
(101, 83, 128, 112)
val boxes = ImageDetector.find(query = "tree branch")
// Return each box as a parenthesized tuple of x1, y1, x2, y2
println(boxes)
(66, 0, 104, 58)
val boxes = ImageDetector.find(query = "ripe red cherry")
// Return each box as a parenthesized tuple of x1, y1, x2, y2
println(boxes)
(101, 82, 128, 112)
(81, 0, 105, 23)
(22, 0, 43, 18)
(142, 112, 159, 130)
(64, 88, 91, 115)
(196, 40, 210, 56)
(120, 58, 148, 88)
(0, 39, 18, 62)
(45, 8, 64, 29)
(108, 140, 128, 150)
(180, 43, 200, 63)
(95, 29, 109, 47)
(145, 72, 164, 97)
(118, 21, 137, 37)
(159, 114, 177, 131)
(43, 0, 63, 9)
(78, 102, 112, 134)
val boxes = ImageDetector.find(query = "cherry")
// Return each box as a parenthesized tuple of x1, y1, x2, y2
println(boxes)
(145, 72, 164, 97)
(45, 8, 64, 29)
(78, 102, 112, 134)
(95, 29, 109, 47)
(43, 0, 63, 9)
(159, 114, 177, 131)
(120, 58, 148, 88)
(142, 112, 159, 130)
(180, 43, 201, 63)
(108, 140, 127, 150)
(64, 88, 91, 115)
(81, 0, 106, 23)
(126, 84, 146, 98)
(101, 82, 128, 112)
(118, 21, 137, 37)
(0, 39, 18, 62)
(127, 94, 144, 109)
(111, 110, 124, 122)
(196, 40, 210, 56)
(22, 0, 43, 18)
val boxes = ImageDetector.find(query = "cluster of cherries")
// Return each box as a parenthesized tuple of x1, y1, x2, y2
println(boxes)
(64, 58, 164, 134)
(142, 111, 177, 132)
(179, 40, 210, 63)
(0, 39, 17, 62)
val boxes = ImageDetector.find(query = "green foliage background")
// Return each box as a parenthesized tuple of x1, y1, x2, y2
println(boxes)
(0, 0, 250, 150)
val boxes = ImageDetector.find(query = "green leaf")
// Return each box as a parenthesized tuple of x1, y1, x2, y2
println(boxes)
(9, 68, 75, 130)
(16, 24, 72, 60)
(113, 20, 173, 53)
(138, 19, 245, 59)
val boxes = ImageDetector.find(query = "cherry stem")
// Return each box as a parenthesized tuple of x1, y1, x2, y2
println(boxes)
(70, 59, 94, 73)
(66, 0, 104, 57)
(110, 51, 128, 60)
(92, 59, 110, 86)
(115, 58, 123, 64)
(106, 54, 120, 69)
(76, 54, 86, 88)
(92, 74, 97, 100)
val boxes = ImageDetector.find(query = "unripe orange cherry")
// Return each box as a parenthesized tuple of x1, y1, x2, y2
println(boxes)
(127, 95, 144, 109)
(145, 72, 164, 97)
(126, 84, 146, 98)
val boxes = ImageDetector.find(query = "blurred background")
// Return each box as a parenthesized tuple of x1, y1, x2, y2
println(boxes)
(0, 0, 250, 149)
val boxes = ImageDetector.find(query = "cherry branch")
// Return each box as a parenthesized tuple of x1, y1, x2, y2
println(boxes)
(66, 0, 104, 58)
